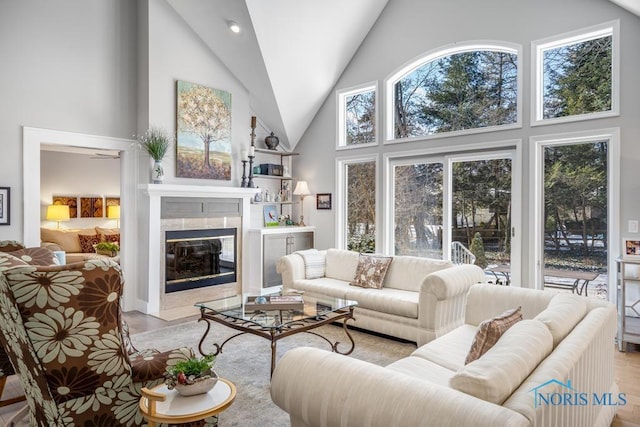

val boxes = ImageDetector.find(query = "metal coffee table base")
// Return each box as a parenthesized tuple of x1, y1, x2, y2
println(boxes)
(198, 306, 356, 376)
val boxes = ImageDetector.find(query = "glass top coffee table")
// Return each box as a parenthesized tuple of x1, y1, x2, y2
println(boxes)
(196, 293, 357, 376)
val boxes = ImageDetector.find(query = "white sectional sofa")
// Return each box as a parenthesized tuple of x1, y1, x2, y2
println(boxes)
(271, 283, 618, 427)
(277, 248, 486, 345)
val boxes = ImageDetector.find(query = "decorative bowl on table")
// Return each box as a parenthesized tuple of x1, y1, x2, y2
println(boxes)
(165, 354, 218, 396)
(174, 369, 218, 396)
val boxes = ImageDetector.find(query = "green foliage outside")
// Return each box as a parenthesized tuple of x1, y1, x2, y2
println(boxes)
(469, 232, 487, 269)
(347, 233, 375, 253)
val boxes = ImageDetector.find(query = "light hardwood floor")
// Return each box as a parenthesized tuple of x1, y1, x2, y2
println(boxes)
(0, 312, 638, 426)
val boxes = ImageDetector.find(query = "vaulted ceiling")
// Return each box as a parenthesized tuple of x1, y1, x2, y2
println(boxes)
(167, 0, 389, 151)
(167, 0, 638, 152)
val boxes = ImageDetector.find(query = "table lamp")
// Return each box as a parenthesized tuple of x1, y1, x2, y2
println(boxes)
(293, 181, 311, 226)
(107, 205, 121, 228)
(46, 205, 70, 229)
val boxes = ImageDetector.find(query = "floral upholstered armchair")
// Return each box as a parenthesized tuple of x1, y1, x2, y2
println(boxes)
(0, 257, 206, 426)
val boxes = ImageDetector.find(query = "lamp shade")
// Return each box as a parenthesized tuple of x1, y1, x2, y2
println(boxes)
(107, 205, 121, 219)
(293, 181, 311, 196)
(46, 205, 70, 221)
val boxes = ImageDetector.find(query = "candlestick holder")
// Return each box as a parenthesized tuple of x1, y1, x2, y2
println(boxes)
(247, 155, 255, 188)
(241, 160, 248, 187)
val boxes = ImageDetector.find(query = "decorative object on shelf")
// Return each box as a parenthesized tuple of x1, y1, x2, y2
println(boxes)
(165, 354, 218, 397)
(278, 214, 291, 226)
(264, 204, 279, 227)
(623, 239, 640, 259)
(247, 117, 257, 188)
(95, 241, 120, 257)
(254, 188, 262, 203)
(265, 132, 280, 150)
(46, 204, 69, 229)
(240, 148, 248, 187)
(176, 81, 231, 180)
(52, 195, 78, 218)
(107, 205, 121, 228)
(138, 126, 173, 184)
(316, 193, 332, 210)
(293, 181, 312, 226)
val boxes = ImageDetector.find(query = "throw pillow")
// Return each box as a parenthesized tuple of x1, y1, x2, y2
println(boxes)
(465, 306, 522, 364)
(79, 234, 102, 253)
(104, 233, 121, 245)
(295, 249, 326, 279)
(350, 254, 393, 289)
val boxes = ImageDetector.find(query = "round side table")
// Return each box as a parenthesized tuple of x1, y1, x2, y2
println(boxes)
(140, 378, 236, 426)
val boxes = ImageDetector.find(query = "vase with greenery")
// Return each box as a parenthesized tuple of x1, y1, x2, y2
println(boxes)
(138, 126, 173, 184)
(165, 354, 217, 396)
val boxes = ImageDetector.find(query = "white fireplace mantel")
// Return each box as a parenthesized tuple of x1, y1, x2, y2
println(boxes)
(139, 184, 259, 315)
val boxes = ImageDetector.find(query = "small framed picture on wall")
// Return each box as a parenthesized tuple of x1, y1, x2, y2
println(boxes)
(316, 193, 332, 210)
(623, 239, 640, 259)
(0, 187, 10, 225)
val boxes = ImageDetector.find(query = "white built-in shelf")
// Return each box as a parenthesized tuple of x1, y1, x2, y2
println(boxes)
(251, 201, 298, 205)
(252, 174, 295, 181)
(254, 148, 299, 157)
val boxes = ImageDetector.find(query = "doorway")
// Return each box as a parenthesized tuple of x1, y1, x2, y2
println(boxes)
(531, 129, 620, 302)
(23, 127, 138, 311)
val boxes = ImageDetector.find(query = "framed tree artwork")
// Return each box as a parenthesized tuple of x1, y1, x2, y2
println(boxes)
(176, 80, 232, 180)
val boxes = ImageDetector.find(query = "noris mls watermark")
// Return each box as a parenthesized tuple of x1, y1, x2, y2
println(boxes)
(529, 379, 626, 408)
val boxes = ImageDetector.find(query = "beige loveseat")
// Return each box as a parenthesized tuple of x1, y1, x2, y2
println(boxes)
(40, 226, 120, 263)
(271, 283, 618, 427)
(277, 249, 486, 345)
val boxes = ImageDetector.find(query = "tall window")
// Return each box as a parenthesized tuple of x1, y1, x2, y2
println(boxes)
(394, 161, 443, 258)
(387, 43, 520, 141)
(341, 160, 377, 252)
(337, 83, 377, 148)
(533, 21, 618, 124)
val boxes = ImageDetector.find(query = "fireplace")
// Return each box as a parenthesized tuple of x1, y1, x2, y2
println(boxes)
(165, 228, 237, 293)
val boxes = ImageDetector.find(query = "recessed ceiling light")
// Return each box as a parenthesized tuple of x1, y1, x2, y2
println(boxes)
(228, 21, 241, 34)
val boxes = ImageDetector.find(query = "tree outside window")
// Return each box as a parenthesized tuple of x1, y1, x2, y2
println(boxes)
(346, 161, 376, 252)
(338, 85, 376, 147)
(542, 35, 612, 119)
(393, 49, 518, 139)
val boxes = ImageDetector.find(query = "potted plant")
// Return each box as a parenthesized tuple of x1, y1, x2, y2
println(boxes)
(95, 241, 120, 257)
(165, 354, 217, 396)
(138, 126, 173, 184)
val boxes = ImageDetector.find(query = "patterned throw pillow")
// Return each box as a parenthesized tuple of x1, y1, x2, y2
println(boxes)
(350, 254, 393, 289)
(78, 234, 101, 253)
(8, 247, 57, 266)
(465, 306, 522, 364)
(103, 233, 120, 245)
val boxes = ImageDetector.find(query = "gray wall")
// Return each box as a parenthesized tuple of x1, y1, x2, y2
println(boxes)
(295, 0, 640, 281)
(0, 0, 138, 241)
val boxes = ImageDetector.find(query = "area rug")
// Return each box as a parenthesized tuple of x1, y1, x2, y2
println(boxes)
(131, 321, 416, 427)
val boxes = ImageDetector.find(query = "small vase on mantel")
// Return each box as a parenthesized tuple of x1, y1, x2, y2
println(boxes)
(152, 160, 164, 184)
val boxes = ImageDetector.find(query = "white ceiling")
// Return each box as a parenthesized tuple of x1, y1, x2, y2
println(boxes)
(167, 0, 388, 150)
(609, 0, 640, 16)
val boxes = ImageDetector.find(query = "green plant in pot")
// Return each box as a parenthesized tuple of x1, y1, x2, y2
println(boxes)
(138, 126, 173, 184)
(95, 241, 120, 257)
(165, 354, 218, 396)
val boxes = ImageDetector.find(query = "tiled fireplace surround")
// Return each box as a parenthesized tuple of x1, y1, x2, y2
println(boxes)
(140, 184, 258, 318)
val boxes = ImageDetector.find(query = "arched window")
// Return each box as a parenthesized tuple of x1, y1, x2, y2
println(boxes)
(386, 43, 521, 141)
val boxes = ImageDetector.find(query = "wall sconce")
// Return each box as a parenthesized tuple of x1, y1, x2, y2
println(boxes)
(293, 181, 311, 226)
(107, 205, 121, 228)
(46, 205, 70, 229)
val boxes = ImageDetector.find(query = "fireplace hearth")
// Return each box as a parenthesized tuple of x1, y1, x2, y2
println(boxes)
(165, 228, 237, 293)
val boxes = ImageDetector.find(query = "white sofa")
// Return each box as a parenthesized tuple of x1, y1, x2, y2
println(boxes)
(271, 283, 618, 427)
(277, 249, 486, 345)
